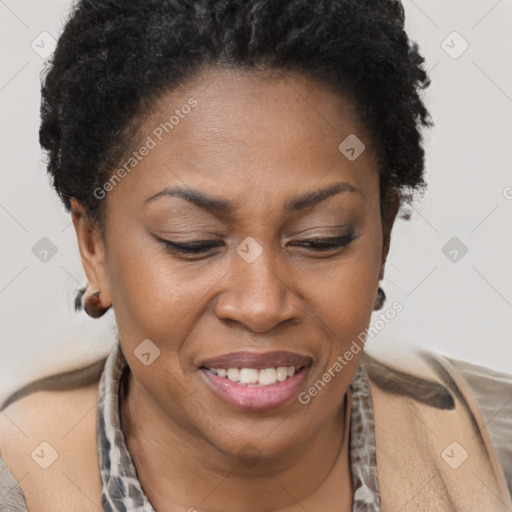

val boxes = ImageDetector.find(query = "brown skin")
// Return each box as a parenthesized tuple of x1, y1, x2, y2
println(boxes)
(71, 67, 400, 511)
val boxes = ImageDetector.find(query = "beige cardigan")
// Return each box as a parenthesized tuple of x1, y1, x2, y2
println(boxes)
(364, 347, 512, 510)
(1, 346, 511, 511)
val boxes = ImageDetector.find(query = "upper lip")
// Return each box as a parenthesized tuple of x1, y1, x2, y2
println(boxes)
(200, 351, 313, 369)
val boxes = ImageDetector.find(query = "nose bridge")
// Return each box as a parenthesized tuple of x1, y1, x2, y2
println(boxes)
(215, 238, 303, 332)
(235, 240, 284, 298)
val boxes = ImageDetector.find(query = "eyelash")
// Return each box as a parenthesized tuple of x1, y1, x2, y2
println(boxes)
(156, 232, 357, 255)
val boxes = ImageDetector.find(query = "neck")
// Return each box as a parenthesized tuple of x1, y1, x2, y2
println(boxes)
(120, 370, 354, 512)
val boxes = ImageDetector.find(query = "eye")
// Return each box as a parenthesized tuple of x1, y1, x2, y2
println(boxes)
(154, 228, 357, 258)
(156, 238, 224, 255)
(289, 232, 357, 251)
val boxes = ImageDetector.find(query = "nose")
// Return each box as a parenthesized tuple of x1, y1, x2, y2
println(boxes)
(214, 245, 305, 333)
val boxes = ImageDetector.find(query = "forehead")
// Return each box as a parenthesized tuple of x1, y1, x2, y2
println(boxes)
(106, 67, 379, 215)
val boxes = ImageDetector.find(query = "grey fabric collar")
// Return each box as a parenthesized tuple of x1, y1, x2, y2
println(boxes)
(97, 337, 381, 511)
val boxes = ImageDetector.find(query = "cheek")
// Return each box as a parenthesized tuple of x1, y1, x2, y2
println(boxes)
(105, 232, 228, 341)
(299, 224, 382, 340)
(293, 230, 382, 414)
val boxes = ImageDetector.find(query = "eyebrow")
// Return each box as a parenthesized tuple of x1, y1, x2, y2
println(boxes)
(143, 181, 363, 215)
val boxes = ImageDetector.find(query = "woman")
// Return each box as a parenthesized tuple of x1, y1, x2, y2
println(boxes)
(1, 0, 511, 510)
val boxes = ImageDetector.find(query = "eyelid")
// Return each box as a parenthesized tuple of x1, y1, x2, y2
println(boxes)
(285, 223, 355, 239)
(155, 236, 224, 253)
(153, 230, 357, 257)
(288, 230, 357, 249)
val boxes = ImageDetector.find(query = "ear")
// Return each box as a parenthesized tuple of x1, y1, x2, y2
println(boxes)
(70, 198, 112, 307)
(379, 189, 401, 281)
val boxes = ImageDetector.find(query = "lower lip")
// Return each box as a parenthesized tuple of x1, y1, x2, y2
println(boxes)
(200, 367, 310, 412)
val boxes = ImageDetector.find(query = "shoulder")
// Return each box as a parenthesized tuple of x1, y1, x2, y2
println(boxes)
(363, 344, 512, 499)
(442, 355, 512, 497)
(363, 343, 512, 412)
(0, 358, 107, 512)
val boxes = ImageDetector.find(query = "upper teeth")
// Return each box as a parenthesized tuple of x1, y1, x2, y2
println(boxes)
(208, 366, 299, 386)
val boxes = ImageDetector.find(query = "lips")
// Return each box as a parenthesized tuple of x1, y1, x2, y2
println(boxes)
(199, 350, 313, 370)
(198, 350, 313, 411)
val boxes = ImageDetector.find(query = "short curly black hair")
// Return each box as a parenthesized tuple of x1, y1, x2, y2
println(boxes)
(40, 0, 432, 228)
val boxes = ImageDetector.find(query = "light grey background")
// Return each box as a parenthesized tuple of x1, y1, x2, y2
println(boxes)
(1, 0, 511, 402)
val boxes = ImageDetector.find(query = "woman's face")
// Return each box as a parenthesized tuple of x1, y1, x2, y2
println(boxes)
(74, 67, 397, 461)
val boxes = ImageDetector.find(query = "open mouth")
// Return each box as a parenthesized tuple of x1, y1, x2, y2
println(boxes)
(198, 350, 313, 411)
(200, 365, 308, 387)
(199, 364, 311, 412)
